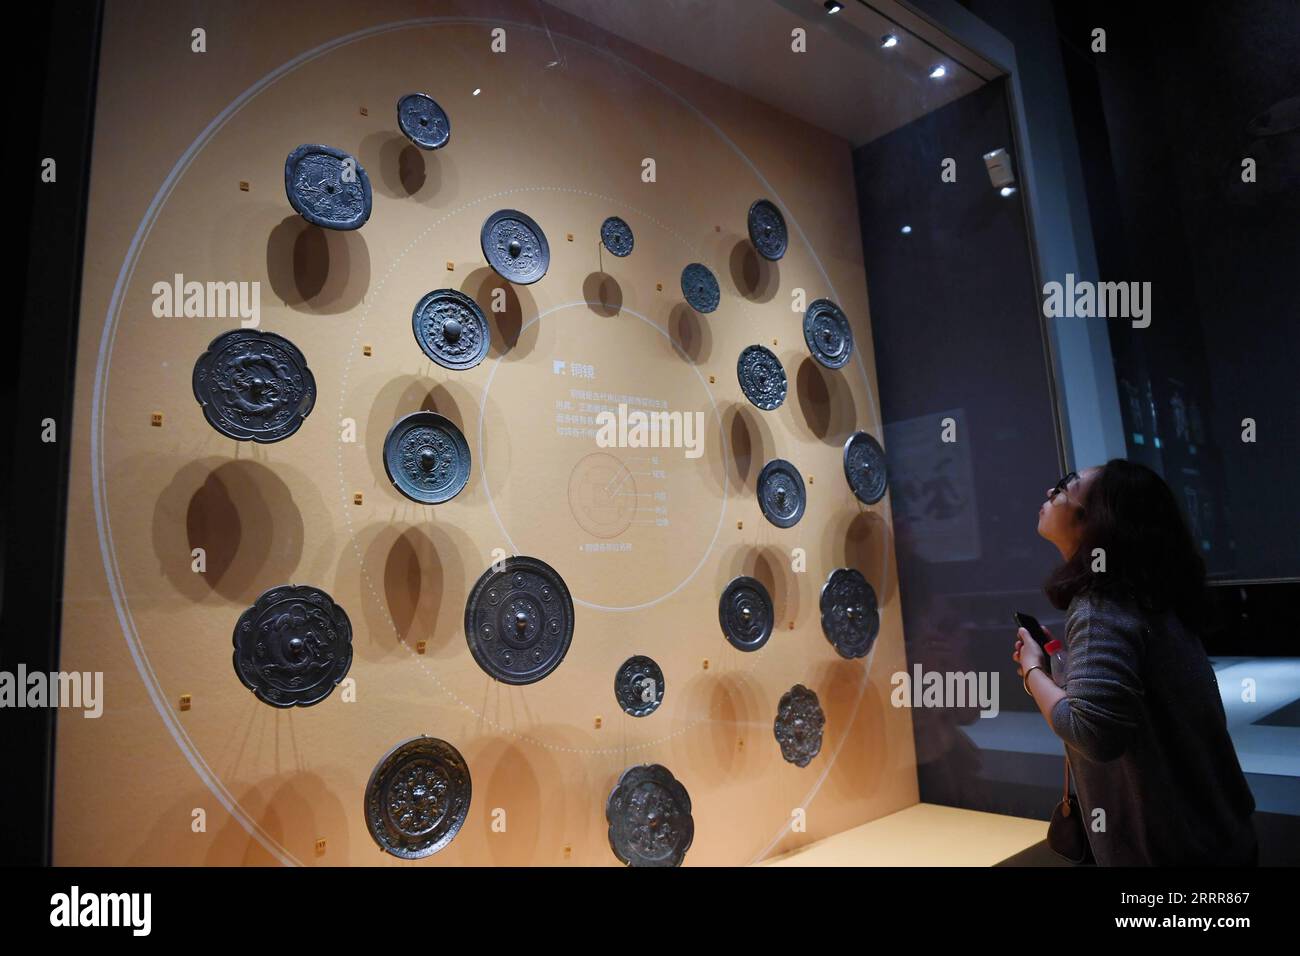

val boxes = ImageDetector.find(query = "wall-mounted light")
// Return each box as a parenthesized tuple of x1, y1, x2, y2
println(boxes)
(881, 34, 899, 48)
(983, 148, 1016, 195)
(824, 1, 843, 13)
(900, 225, 913, 235)
(929, 64, 947, 79)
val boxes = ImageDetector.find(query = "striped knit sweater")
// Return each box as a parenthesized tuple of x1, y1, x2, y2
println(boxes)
(1049, 591, 1258, 866)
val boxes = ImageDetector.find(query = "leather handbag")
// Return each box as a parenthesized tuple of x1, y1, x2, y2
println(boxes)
(1047, 754, 1095, 864)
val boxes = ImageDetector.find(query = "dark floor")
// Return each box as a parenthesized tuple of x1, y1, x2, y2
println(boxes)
(994, 811, 1300, 866)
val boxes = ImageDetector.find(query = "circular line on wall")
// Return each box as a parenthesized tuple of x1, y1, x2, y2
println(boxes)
(91, 16, 889, 866)
(476, 301, 728, 612)
(333, 186, 755, 757)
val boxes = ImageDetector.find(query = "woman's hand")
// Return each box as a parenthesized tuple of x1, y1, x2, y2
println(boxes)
(1013, 626, 1047, 678)
(1016, 624, 1066, 725)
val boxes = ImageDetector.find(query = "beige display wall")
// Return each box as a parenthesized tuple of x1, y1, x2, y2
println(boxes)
(55, 0, 917, 865)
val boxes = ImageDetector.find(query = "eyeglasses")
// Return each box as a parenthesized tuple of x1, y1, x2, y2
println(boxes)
(1049, 471, 1080, 504)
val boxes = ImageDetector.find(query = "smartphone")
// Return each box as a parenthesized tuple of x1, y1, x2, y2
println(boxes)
(1013, 612, 1052, 652)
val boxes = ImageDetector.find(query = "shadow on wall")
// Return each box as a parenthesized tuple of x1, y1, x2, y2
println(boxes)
(152, 456, 307, 606)
(266, 216, 370, 314)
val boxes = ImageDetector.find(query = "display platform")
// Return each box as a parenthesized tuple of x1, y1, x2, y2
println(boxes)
(761, 803, 1050, 867)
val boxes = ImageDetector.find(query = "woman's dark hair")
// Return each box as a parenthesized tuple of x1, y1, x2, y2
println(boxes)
(1045, 459, 1208, 625)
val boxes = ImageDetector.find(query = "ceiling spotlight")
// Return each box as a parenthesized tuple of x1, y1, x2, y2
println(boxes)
(881, 34, 899, 48)
(824, 1, 844, 13)
(999, 186, 1017, 197)
(900, 225, 913, 235)
(929, 64, 947, 79)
